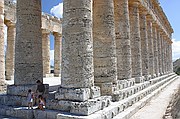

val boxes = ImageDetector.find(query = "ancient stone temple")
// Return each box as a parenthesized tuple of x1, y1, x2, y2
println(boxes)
(0, 0, 178, 119)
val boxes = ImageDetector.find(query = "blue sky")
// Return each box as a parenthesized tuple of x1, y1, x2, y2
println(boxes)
(41, 0, 180, 64)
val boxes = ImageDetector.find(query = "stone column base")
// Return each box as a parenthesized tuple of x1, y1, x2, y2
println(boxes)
(95, 82, 117, 96)
(7, 84, 49, 97)
(54, 74, 61, 77)
(44, 74, 54, 78)
(46, 86, 112, 116)
(135, 76, 144, 83)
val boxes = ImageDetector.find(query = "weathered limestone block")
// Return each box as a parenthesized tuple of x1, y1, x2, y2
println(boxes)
(7, 84, 49, 97)
(71, 96, 111, 116)
(46, 100, 72, 111)
(53, 32, 62, 77)
(114, 0, 132, 80)
(0, 0, 6, 91)
(5, 22, 16, 80)
(140, 11, 149, 79)
(14, 0, 43, 85)
(93, 0, 117, 95)
(129, 2, 143, 83)
(95, 82, 116, 96)
(55, 87, 91, 102)
(42, 29, 50, 77)
(55, 86, 100, 102)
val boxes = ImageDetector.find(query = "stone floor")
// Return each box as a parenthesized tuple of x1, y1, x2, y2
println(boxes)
(130, 76, 180, 119)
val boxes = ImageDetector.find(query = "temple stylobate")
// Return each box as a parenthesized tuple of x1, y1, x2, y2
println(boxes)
(0, 0, 178, 119)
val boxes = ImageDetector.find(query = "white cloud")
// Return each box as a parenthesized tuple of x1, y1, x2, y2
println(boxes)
(50, 2, 63, 18)
(172, 39, 180, 61)
(50, 50, 54, 66)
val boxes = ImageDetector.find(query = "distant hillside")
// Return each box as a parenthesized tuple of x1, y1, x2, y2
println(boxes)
(173, 58, 180, 75)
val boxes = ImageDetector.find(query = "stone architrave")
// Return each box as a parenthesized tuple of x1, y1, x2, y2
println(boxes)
(14, 0, 43, 85)
(53, 32, 61, 77)
(114, 0, 132, 80)
(129, 2, 143, 83)
(152, 24, 159, 76)
(0, 0, 6, 91)
(61, 0, 94, 88)
(139, 11, 149, 79)
(42, 29, 50, 77)
(5, 22, 16, 80)
(147, 17, 155, 78)
(93, 0, 117, 95)
(157, 30, 163, 75)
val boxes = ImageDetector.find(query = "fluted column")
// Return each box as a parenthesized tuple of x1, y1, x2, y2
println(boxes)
(152, 24, 159, 76)
(139, 11, 149, 80)
(167, 42, 170, 73)
(93, 0, 117, 95)
(163, 36, 167, 74)
(129, 2, 143, 83)
(42, 30, 50, 77)
(164, 40, 168, 73)
(0, 0, 6, 91)
(114, 0, 132, 80)
(157, 29, 163, 75)
(161, 35, 165, 74)
(5, 22, 16, 80)
(53, 32, 61, 77)
(147, 17, 155, 78)
(169, 42, 173, 72)
(14, 0, 43, 85)
(61, 0, 94, 88)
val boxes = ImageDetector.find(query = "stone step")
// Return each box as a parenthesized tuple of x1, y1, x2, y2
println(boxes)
(113, 76, 178, 119)
(0, 74, 177, 119)
(0, 115, 20, 119)
(112, 73, 175, 101)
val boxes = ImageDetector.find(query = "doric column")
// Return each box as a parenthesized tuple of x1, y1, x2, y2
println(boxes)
(42, 29, 50, 77)
(53, 32, 61, 77)
(164, 40, 168, 73)
(157, 29, 163, 75)
(5, 22, 16, 80)
(129, 2, 143, 83)
(161, 35, 165, 74)
(61, 0, 94, 88)
(169, 42, 173, 72)
(114, 0, 132, 80)
(152, 24, 159, 76)
(0, 0, 6, 91)
(147, 16, 155, 78)
(14, 0, 43, 85)
(93, 0, 117, 95)
(167, 43, 170, 73)
(139, 11, 149, 80)
(163, 36, 167, 74)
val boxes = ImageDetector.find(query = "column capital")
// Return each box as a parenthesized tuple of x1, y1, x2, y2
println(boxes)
(5, 21, 15, 27)
(42, 29, 51, 34)
(53, 32, 61, 37)
(129, 1, 140, 7)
